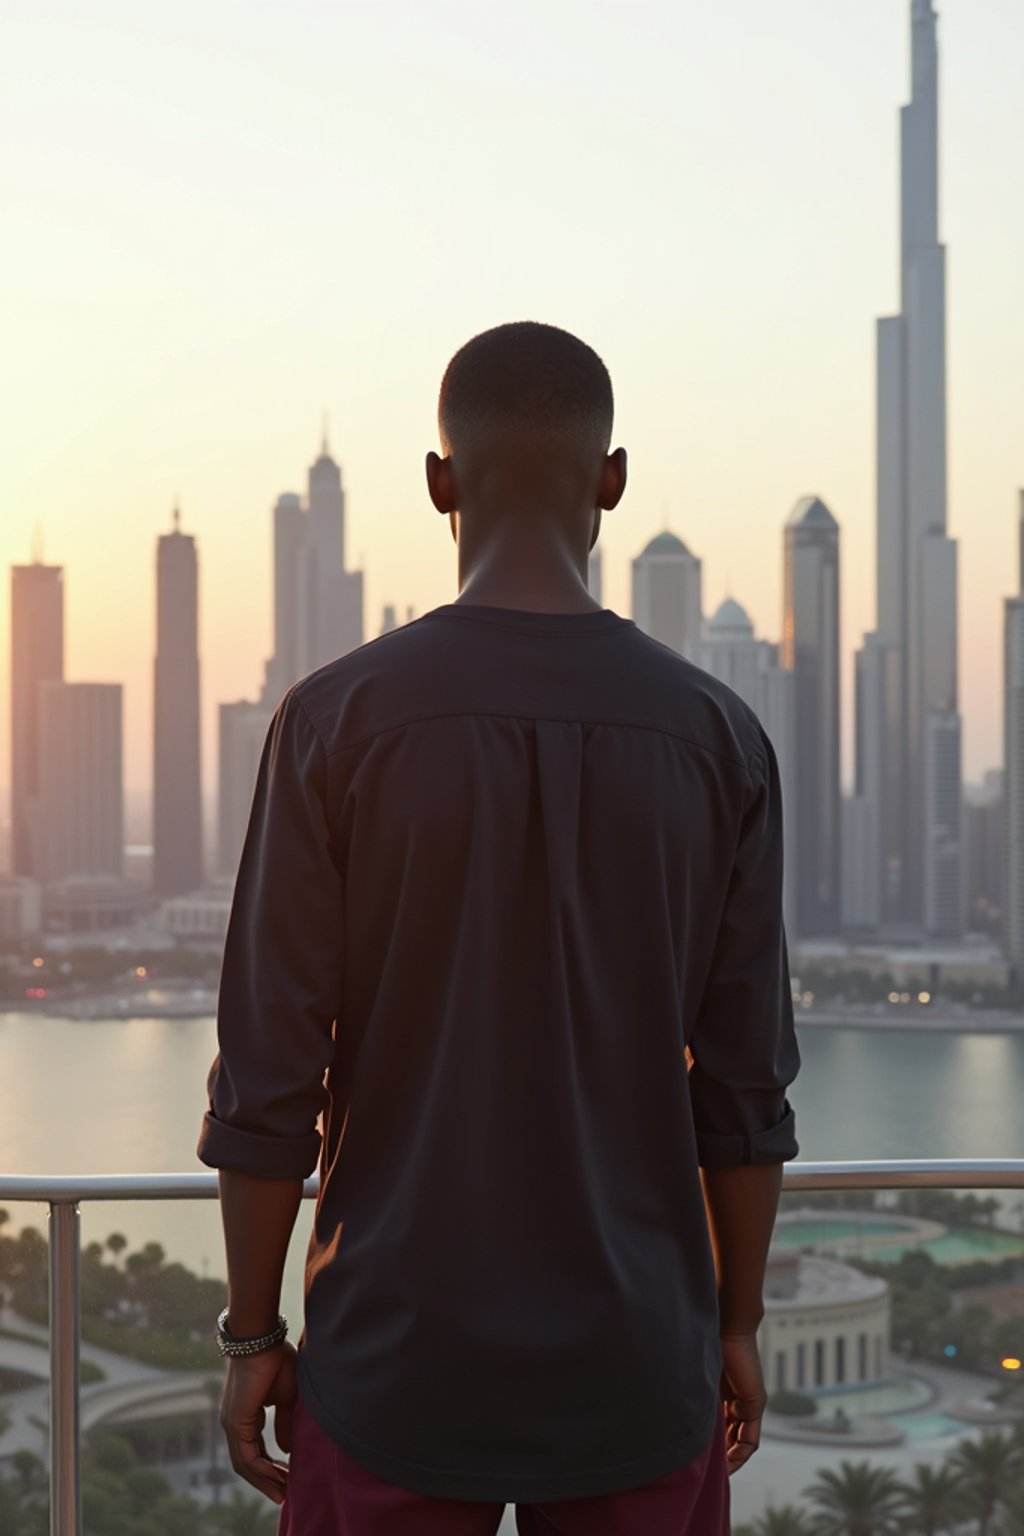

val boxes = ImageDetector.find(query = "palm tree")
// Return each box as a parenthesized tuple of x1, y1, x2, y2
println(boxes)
(897, 1463, 966, 1535)
(948, 1433, 1023, 1536)
(803, 1460, 906, 1536)
(996, 1479, 1024, 1536)
(749, 1505, 816, 1536)
(105, 1231, 127, 1264)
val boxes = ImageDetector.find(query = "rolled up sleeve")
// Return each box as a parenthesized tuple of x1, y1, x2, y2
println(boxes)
(689, 728, 800, 1169)
(197, 688, 343, 1180)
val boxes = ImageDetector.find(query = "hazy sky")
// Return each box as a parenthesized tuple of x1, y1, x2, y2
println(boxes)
(2, 0, 1022, 795)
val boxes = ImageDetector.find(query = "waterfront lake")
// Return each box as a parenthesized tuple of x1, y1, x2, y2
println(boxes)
(2, 1011, 1023, 1282)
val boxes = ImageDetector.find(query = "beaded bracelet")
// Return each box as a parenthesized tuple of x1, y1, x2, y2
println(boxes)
(216, 1307, 289, 1358)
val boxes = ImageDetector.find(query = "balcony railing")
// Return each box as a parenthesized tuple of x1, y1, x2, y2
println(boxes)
(3, 1160, 1024, 1536)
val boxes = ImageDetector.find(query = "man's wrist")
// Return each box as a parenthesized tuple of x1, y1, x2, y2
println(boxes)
(718, 1301, 765, 1336)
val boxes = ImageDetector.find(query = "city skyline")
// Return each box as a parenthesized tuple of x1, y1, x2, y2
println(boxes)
(1, 1, 1021, 791)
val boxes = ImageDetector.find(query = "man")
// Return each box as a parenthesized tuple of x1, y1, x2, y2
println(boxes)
(199, 320, 799, 1535)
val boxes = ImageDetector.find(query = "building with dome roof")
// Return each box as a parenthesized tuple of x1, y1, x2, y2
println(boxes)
(699, 598, 799, 936)
(700, 597, 762, 703)
(631, 531, 702, 660)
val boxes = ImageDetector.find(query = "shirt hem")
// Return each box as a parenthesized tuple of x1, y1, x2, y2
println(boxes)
(297, 1352, 719, 1503)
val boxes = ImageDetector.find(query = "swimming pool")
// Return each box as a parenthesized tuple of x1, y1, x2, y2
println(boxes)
(871, 1228, 1024, 1265)
(813, 1378, 932, 1416)
(774, 1218, 915, 1246)
(899, 1411, 967, 1442)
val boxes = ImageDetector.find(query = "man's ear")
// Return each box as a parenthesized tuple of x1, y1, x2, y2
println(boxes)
(426, 451, 457, 515)
(598, 447, 628, 512)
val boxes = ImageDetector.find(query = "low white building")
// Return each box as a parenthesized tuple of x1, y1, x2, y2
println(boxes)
(43, 874, 144, 934)
(159, 882, 233, 943)
(0, 875, 43, 945)
(758, 1250, 890, 1397)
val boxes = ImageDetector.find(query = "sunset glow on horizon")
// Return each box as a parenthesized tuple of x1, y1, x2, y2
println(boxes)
(2, 0, 1022, 794)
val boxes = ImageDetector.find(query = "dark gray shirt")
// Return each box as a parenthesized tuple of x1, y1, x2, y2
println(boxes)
(198, 603, 799, 1502)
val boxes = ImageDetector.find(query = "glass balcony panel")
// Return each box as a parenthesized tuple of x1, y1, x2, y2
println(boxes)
(0, 1201, 51, 1525)
(74, 1198, 306, 1535)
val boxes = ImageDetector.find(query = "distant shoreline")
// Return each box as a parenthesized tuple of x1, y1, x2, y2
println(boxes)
(0, 990, 217, 1022)
(798, 1009, 1024, 1035)
(2, 997, 1023, 1033)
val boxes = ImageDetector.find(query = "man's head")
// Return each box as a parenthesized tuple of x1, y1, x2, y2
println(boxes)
(427, 321, 626, 552)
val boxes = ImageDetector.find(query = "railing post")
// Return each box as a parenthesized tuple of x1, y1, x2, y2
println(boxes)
(48, 1199, 81, 1536)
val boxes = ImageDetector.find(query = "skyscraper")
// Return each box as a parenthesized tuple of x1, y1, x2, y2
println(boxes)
(699, 597, 798, 936)
(265, 492, 305, 704)
(153, 508, 202, 895)
(217, 700, 272, 879)
(262, 432, 364, 703)
(859, 0, 961, 935)
(10, 559, 64, 876)
(35, 683, 123, 882)
(1003, 493, 1024, 967)
(782, 496, 840, 936)
(631, 532, 702, 660)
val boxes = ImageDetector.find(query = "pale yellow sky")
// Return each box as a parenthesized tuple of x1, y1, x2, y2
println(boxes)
(2, 0, 1022, 794)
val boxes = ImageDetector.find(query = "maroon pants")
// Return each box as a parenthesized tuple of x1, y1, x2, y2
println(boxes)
(278, 1397, 729, 1535)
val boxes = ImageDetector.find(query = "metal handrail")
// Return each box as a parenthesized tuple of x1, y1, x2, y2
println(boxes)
(4, 1160, 1024, 1203)
(2, 1159, 1023, 1536)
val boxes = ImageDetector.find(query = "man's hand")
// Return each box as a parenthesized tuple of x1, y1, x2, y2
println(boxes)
(719, 1333, 765, 1475)
(220, 1340, 298, 1503)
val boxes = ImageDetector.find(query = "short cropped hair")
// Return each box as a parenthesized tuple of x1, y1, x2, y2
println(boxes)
(438, 321, 614, 452)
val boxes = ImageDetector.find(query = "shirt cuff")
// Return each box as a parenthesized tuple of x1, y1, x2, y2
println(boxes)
(695, 1101, 798, 1170)
(197, 1112, 322, 1180)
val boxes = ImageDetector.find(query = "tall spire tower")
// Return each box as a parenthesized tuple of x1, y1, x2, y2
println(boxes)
(860, 0, 961, 937)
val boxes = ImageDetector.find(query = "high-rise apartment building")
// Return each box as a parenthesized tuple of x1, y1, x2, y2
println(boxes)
(1003, 493, 1024, 968)
(631, 532, 702, 660)
(217, 700, 272, 879)
(858, 0, 962, 936)
(841, 796, 879, 933)
(35, 683, 123, 882)
(10, 560, 64, 876)
(782, 496, 840, 937)
(964, 770, 1003, 937)
(153, 509, 202, 895)
(924, 711, 963, 938)
(262, 433, 364, 704)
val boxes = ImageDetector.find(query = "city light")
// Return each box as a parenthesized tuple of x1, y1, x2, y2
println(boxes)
(31, 956, 44, 968)
(887, 992, 900, 1004)
(135, 967, 147, 978)
(918, 991, 931, 1004)
(1002, 1357, 1022, 1372)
